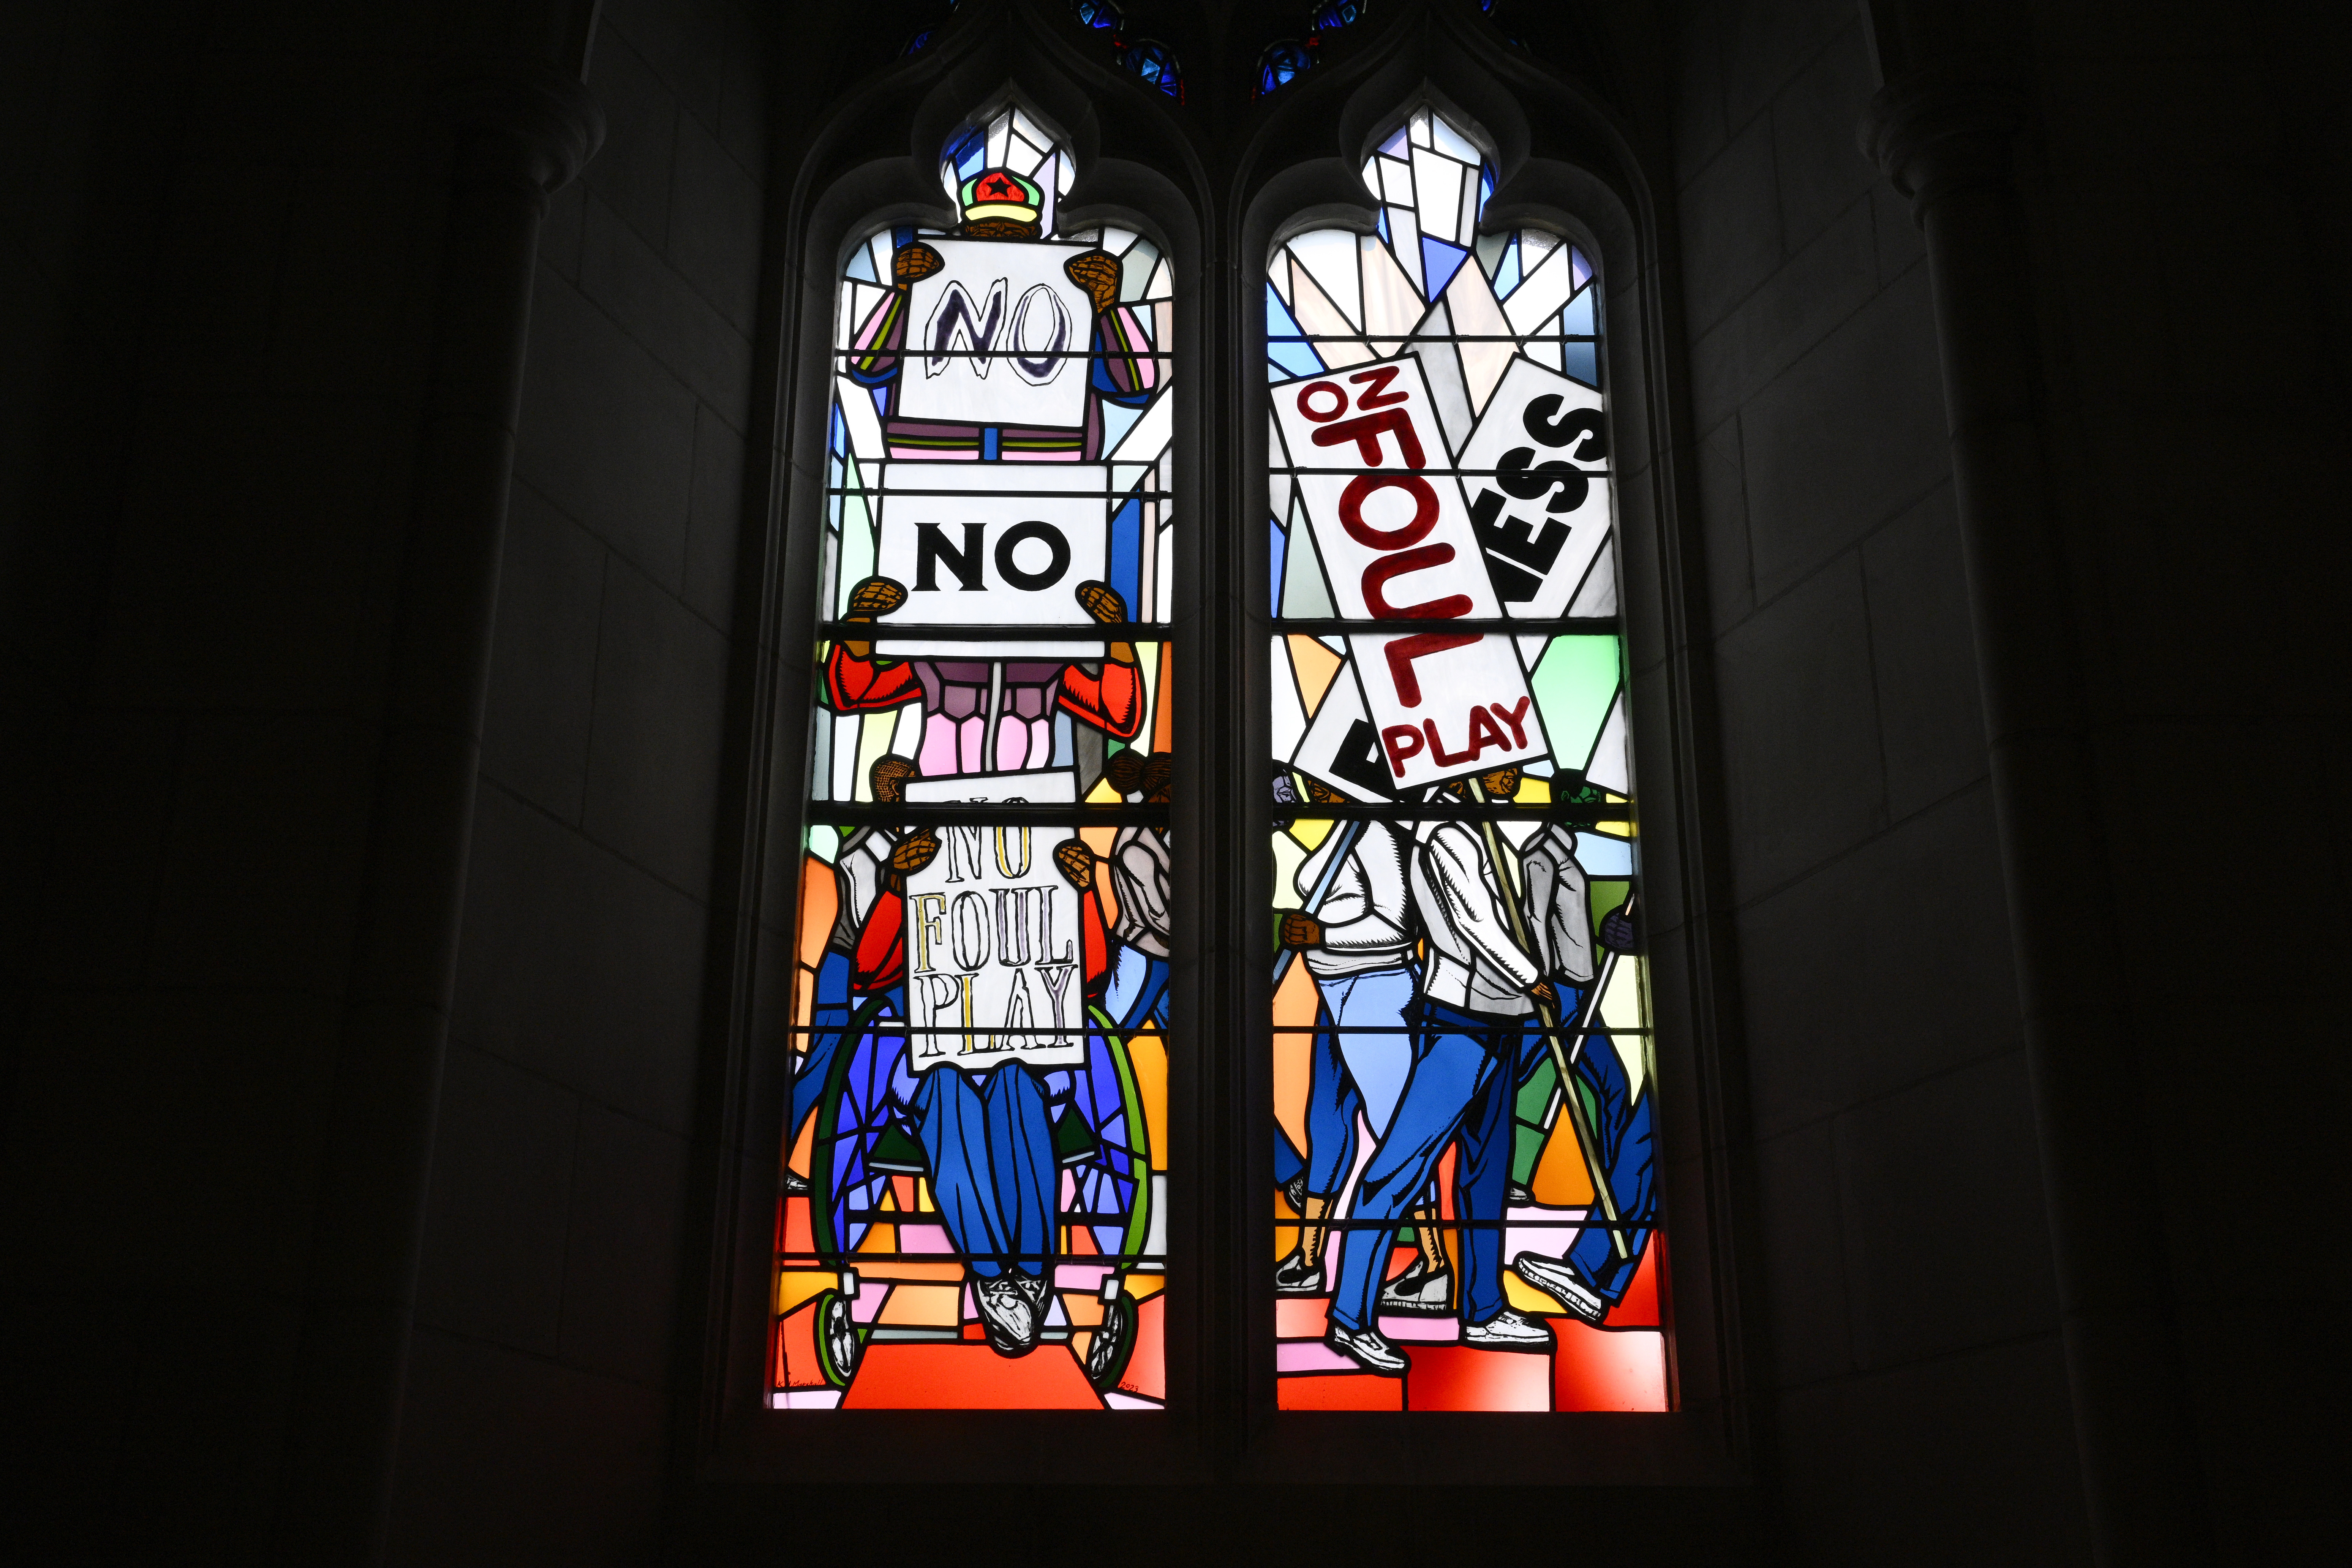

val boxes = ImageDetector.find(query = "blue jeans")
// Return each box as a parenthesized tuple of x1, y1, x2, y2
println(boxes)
(909, 1061, 1057, 1281)
(1553, 989, 1657, 1301)
(1302, 965, 1418, 1195)
(1106, 945, 1170, 1034)
(790, 950, 855, 1135)
(1330, 999, 1530, 1332)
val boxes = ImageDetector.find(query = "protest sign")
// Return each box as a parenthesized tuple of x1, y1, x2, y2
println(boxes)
(1271, 354, 1548, 788)
(903, 822, 1089, 1072)
(897, 239, 1096, 430)
(874, 463, 1109, 658)
(1454, 356, 1613, 617)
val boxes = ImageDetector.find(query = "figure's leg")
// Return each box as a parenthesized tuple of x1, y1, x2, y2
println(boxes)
(1453, 1028, 1520, 1325)
(1564, 1034, 1657, 1300)
(1329, 1023, 1492, 1332)
(1105, 944, 1146, 1031)
(1295, 991, 1360, 1281)
(980, 1062, 1059, 1279)
(790, 950, 855, 1135)
(910, 1067, 1007, 1277)
(919, 711, 960, 779)
(1123, 954, 1170, 1033)
(1334, 966, 1418, 1138)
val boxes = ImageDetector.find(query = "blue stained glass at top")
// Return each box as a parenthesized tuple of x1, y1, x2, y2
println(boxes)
(1564, 338, 1599, 387)
(1269, 518, 1288, 613)
(1073, 0, 1122, 29)
(1266, 286, 1325, 379)
(1560, 283, 1595, 336)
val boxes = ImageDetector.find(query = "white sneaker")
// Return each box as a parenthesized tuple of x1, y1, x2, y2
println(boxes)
(974, 1275, 1038, 1356)
(1463, 1307, 1555, 1351)
(1326, 1322, 1410, 1376)
(1510, 1252, 1607, 1326)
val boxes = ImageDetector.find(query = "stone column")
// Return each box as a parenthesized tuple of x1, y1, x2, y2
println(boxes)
(270, 66, 602, 1565)
(1862, 74, 2212, 1567)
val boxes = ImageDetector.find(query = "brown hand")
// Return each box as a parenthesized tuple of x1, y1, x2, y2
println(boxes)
(1531, 981, 1558, 1012)
(841, 576, 907, 659)
(1053, 839, 1095, 890)
(891, 829, 940, 876)
(1075, 580, 1136, 664)
(1280, 911, 1324, 949)
(1064, 250, 1122, 315)
(893, 242, 944, 286)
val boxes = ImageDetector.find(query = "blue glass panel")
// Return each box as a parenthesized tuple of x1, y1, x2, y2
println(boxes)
(1420, 236, 1470, 300)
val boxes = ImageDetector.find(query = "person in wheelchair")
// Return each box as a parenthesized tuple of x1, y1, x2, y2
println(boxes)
(848, 831, 1113, 1358)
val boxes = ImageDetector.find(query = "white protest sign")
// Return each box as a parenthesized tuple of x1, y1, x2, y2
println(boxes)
(874, 463, 1108, 658)
(903, 823, 1087, 1073)
(903, 769, 1078, 805)
(1455, 356, 1613, 617)
(896, 239, 1095, 430)
(1290, 658, 1399, 804)
(1271, 354, 1548, 789)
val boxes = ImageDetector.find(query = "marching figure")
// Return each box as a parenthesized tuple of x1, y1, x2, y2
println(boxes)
(786, 755, 916, 1193)
(1324, 766, 1559, 1376)
(1509, 826, 1655, 1325)
(1271, 774, 1429, 1302)
(1101, 749, 1173, 1034)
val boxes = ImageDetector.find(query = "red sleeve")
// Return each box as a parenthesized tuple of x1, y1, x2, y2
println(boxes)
(1080, 890, 1110, 999)
(1057, 658, 1144, 740)
(827, 643, 923, 713)
(853, 888, 906, 991)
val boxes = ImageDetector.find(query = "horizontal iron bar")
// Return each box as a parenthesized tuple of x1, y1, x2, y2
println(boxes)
(1270, 618, 1616, 635)
(811, 804, 1170, 825)
(817, 622, 1167, 640)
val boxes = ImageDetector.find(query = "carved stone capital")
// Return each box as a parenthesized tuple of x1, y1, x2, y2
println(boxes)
(1859, 71, 2026, 225)
(440, 64, 605, 194)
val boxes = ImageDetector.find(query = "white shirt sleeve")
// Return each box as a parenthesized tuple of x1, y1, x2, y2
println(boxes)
(1424, 826, 1541, 993)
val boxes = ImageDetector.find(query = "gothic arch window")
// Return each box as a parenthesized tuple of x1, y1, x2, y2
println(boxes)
(717, 7, 1747, 1477)
(1264, 101, 1663, 1412)
(771, 101, 1178, 1409)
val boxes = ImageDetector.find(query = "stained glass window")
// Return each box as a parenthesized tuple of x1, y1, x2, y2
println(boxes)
(1266, 104, 1664, 1411)
(775, 104, 1176, 1410)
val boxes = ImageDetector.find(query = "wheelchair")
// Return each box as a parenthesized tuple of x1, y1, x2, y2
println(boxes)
(804, 991, 1156, 1393)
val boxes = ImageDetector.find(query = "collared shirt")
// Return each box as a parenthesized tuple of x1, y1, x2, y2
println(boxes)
(1293, 819, 1412, 978)
(1410, 821, 1542, 1015)
(826, 825, 899, 956)
(1519, 822, 1597, 986)
(1110, 824, 1172, 959)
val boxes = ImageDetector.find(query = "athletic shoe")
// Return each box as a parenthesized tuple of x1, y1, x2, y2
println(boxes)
(974, 1275, 1038, 1356)
(1377, 1261, 1454, 1316)
(781, 1170, 809, 1196)
(1463, 1308, 1555, 1351)
(1326, 1322, 1409, 1376)
(1274, 1249, 1324, 1295)
(1510, 1252, 1608, 1326)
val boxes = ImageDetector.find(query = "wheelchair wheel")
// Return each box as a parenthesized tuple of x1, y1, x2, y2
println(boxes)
(812, 1287, 862, 1388)
(808, 993, 902, 1265)
(1067, 1005, 1154, 1261)
(808, 997, 1156, 1268)
(1084, 1290, 1138, 1392)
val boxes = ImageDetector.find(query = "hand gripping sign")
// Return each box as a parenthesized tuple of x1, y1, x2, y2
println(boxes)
(1272, 356, 1550, 790)
(1454, 357, 1614, 617)
(903, 822, 1088, 1072)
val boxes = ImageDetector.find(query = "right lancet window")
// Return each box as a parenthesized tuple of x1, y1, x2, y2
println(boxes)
(1266, 104, 1664, 1412)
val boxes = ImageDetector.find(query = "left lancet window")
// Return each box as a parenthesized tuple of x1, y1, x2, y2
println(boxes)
(774, 106, 1176, 1410)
